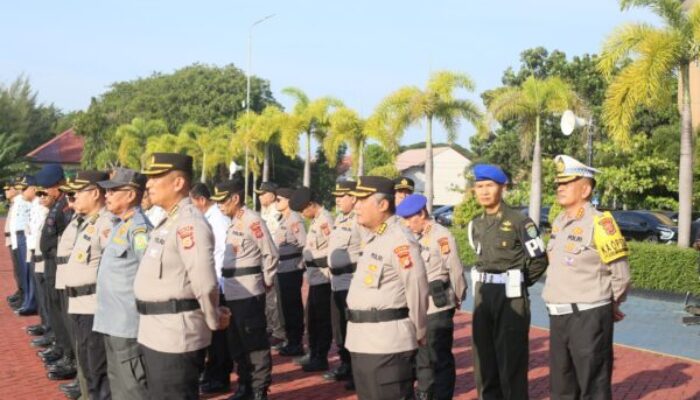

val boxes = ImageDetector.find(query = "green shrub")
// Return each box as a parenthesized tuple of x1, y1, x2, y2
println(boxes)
(452, 195, 480, 227)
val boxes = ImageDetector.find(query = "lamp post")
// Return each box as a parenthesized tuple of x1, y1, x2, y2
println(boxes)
(244, 13, 275, 204)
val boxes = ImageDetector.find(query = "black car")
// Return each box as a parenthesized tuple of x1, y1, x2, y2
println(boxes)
(611, 210, 677, 243)
(433, 205, 454, 227)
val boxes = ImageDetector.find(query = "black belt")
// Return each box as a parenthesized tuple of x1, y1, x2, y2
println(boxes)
(346, 307, 409, 323)
(305, 258, 329, 269)
(33, 254, 44, 263)
(279, 252, 302, 261)
(222, 266, 262, 278)
(66, 283, 96, 297)
(136, 299, 200, 315)
(56, 256, 69, 264)
(330, 263, 356, 275)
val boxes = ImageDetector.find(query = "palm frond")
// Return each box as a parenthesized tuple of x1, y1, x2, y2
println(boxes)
(281, 87, 310, 115)
(598, 23, 658, 78)
(620, 0, 685, 30)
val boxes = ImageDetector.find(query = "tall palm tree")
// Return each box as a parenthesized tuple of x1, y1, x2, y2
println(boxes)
(376, 70, 482, 212)
(176, 123, 233, 182)
(486, 75, 578, 226)
(115, 118, 170, 169)
(255, 105, 293, 182)
(598, 0, 700, 247)
(281, 87, 343, 187)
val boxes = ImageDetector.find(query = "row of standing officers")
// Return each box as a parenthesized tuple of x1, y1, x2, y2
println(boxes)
(2, 150, 630, 400)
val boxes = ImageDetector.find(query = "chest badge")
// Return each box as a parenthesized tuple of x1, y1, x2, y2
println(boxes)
(499, 220, 513, 232)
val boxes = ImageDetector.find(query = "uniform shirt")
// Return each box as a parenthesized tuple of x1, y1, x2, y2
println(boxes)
(133, 197, 219, 353)
(303, 208, 334, 286)
(55, 215, 83, 290)
(26, 198, 48, 259)
(64, 208, 112, 315)
(93, 207, 152, 338)
(260, 203, 281, 234)
(32, 203, 49, 273)
(417, 221, 467, 314)
(10, 195, 31, 248)
(222, 207, 279, 300)
(327, 210, 364, 292)
(274, 211, 306, 273)
(4, 200, 13, 247)
(346, 215, 429, 354)
(204, 204, 231, 287)
(40, 195, 72, 265)
(543, 203, 632, 304)
(469, 202, 548, 285)
(145, 205, 167, 227)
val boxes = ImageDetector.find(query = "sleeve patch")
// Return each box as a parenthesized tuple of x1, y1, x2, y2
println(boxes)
(438, 237, 451, 255)
(394, 245, 413, 269)
(250, 222, 263, 239)
(321, 223, 330, 236)
(177, 225, 195, 249)
(525, 222, 539, 239)
(593, 212, 629, 264)
(134, 232, 148, 251)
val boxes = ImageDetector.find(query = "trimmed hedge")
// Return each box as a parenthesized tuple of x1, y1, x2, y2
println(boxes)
(450, 228, 700, 296)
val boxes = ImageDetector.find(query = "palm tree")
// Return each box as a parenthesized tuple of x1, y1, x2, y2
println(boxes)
(176, 123, 233, 182)
(376, 71, 482, 212)
(115, 118, 170, 169)
(281, 87, 343, 187)
(255, 105, 293, 182)
(486, 75, 578, 226)
(598, 0, 700, 247)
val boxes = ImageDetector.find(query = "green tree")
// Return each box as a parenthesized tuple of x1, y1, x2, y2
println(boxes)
(280, 87, 343, 187)
(114, 118, 170, 169)
(176, 123, 233, 182)
(598, 0, 700, 247)
(375, 70, 482, 212)
(485, 76, 579, 226)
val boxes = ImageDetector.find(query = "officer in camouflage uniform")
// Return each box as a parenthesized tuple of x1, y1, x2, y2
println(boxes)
(468, 164, 548, 400)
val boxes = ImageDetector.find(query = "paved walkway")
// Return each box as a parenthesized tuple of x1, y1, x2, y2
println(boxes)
(1, 247, 699, 398)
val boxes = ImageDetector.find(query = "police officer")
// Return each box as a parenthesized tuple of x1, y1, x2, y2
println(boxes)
(394, 177, 415, 206)
(211, 180, 278, 400)
(254, 182, 286, 348)
(10, 176, 32, 314)
(290, 187, 334, 372)
(134, 153, 230, 400)
(4, 180, 23, 309)
(346, 176, 429, 400)
(468, 164, 548, 400)
(190, 182, 234, 395)
(272, 187, 307, 357)
(323, 181, 363, 389)
(64, 170, 112, 400)
(93, 168, 151, 400)
(396, 194, 466, 400)
(26, 183, 50, 337)
(543, 155, 631, 400)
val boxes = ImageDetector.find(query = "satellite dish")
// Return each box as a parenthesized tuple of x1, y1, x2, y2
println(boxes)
(560, 110, 588, 136)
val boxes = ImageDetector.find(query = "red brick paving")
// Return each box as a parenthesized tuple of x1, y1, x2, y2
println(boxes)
(1, 237, 699, 399)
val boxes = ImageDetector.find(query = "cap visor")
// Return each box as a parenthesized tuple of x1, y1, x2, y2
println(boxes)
(141, 168, 171, 176)
(349, 190, 372, 198)
(331, 190, 349, 196)
(555, 175, 580, 184)
(97, 180, 128, 189)
(210, 194, 228, 202)
(394, 185, 413, 190)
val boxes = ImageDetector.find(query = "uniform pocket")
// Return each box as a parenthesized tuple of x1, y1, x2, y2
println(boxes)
(115, 342, 147, 388)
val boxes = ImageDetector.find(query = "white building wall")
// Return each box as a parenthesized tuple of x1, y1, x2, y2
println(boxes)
(396, 148, 470, 206)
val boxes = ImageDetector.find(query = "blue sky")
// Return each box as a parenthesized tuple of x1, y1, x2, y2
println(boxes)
(0, 1, 659, 148)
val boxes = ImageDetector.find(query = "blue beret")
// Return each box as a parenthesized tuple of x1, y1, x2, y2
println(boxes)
(473, 164, 508, 184)
(396, 194, 427, 217)
(35, 164, 65, 188)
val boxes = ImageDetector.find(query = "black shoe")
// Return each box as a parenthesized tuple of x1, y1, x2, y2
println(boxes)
(293, 354, 310, 366)
(252, 388, 268, 400)
(62, 385, 81, 399)
(32, 335, 53, 348)
(15, 308, 37, 316)
(47, 364, 77, 380)
(38, 347, 62, 362)
(278, 343, 304, 357)
(344, 379, 355, 391)
(200, 380, 231, 395)
(226, 382, 252, 400)
(59, 380, 80, 393)
(415, 391, 432, 400)
(322, 363, 351, 381)
(6, 293, 20, 303)
(302, 357, 329, 372)
(47, 356, 74, 371)
(26, 324, 45, 336)
(9, 299, 23, 310)
(271, 340, 287, 351)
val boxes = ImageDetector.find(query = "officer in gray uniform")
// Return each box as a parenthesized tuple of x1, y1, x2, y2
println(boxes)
(346, 176, 429, 400)
(134, 153, 230, 400)
(543, 155, 631, 400)
(93, 168, 151, 400)
(397, 194, 466, 400)
(323, 181, 363, 388)
(290, 187, 335, 372)
(272, 187, 307, 357)
(468, 164, 548, 400)
(211, 179, 279, 400)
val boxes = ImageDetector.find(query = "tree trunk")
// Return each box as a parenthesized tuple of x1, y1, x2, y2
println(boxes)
(303, 130, 311, 187)
(263, 142, 270, 182)
(678, 63, 694, 248)
(252, 169, 258, 209)
(528, 115, 542, 227)
(200, 152, 206, 183)
(357, 140, 365, 177)
(425, 117, 434, 213)
(244, 146, 249, 202)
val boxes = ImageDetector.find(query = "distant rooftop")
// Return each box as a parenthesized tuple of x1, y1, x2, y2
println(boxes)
(395, 147, 452, 171)
(26, 128, 83, 164)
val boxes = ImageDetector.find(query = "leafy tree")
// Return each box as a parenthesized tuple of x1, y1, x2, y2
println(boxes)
(598, 0, 700, 246)
(176, 123, 233, 182)
(310, 145, 345, 208)
(363, 143, 393, 175)
(114, 118, 170, 169)
(375, 71, 482, 212)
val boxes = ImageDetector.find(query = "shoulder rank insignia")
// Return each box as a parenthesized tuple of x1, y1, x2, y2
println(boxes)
(438, 237, 450, 255)
(500, 220, 513, 232)
(177, 225, 195, 249)
(250, 222, 263, 239)
(377, 223, 387, 235)
(593, 212, 629, 264)
(394, 245, 413, 269)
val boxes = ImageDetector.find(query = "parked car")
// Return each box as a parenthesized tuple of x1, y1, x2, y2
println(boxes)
(433, 205, 454, 227)
(611, 210, 677, 243)
(659, 211, 700, 224)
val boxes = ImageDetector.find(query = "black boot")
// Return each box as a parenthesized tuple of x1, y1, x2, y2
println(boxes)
(293, 353, 310, 366)
(278, 343, 304, 357)
(47, 363, 77, 380)
(302, 357, 329, 372)
(63, 385, 81, 399)
(322, 363, 351, 381)
(26, 324, 45, 336)
(415, 391, 432, 400)
(32, 335, 53, 348)
(38, 346, 62, 362)
(59, 379, 79, 393)
(227, 382, 252, 400)
(200, 379, 231, 395)
(252, 388, 268, 400)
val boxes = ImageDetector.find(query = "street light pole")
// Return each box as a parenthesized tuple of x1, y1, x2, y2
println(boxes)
(244, 13, 275, 204)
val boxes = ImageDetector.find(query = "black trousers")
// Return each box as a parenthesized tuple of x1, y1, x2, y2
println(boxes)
(472, 282, 530, 400)
(332, 289, 351, 365)
(416, 308, 456, 399)
(225, 295, 272, 390)
(32, 268, 51, 330)
(307, 283, 332, 360)
(140, 345, 205, 400)
(72, 314, 111, 400)
(203, 293, 233, 385)
(60, 290, 77, 358)
(103, 335, 148, 400)
(351, 350, 416, 400)
(45, 261, 72, 358)
(10, 247, 23, 298)
(549, 304, 614, 400)
(277, 270, 304, 347)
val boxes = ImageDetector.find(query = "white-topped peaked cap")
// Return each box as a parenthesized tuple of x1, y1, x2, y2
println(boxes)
(554, 155, 600, 183)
